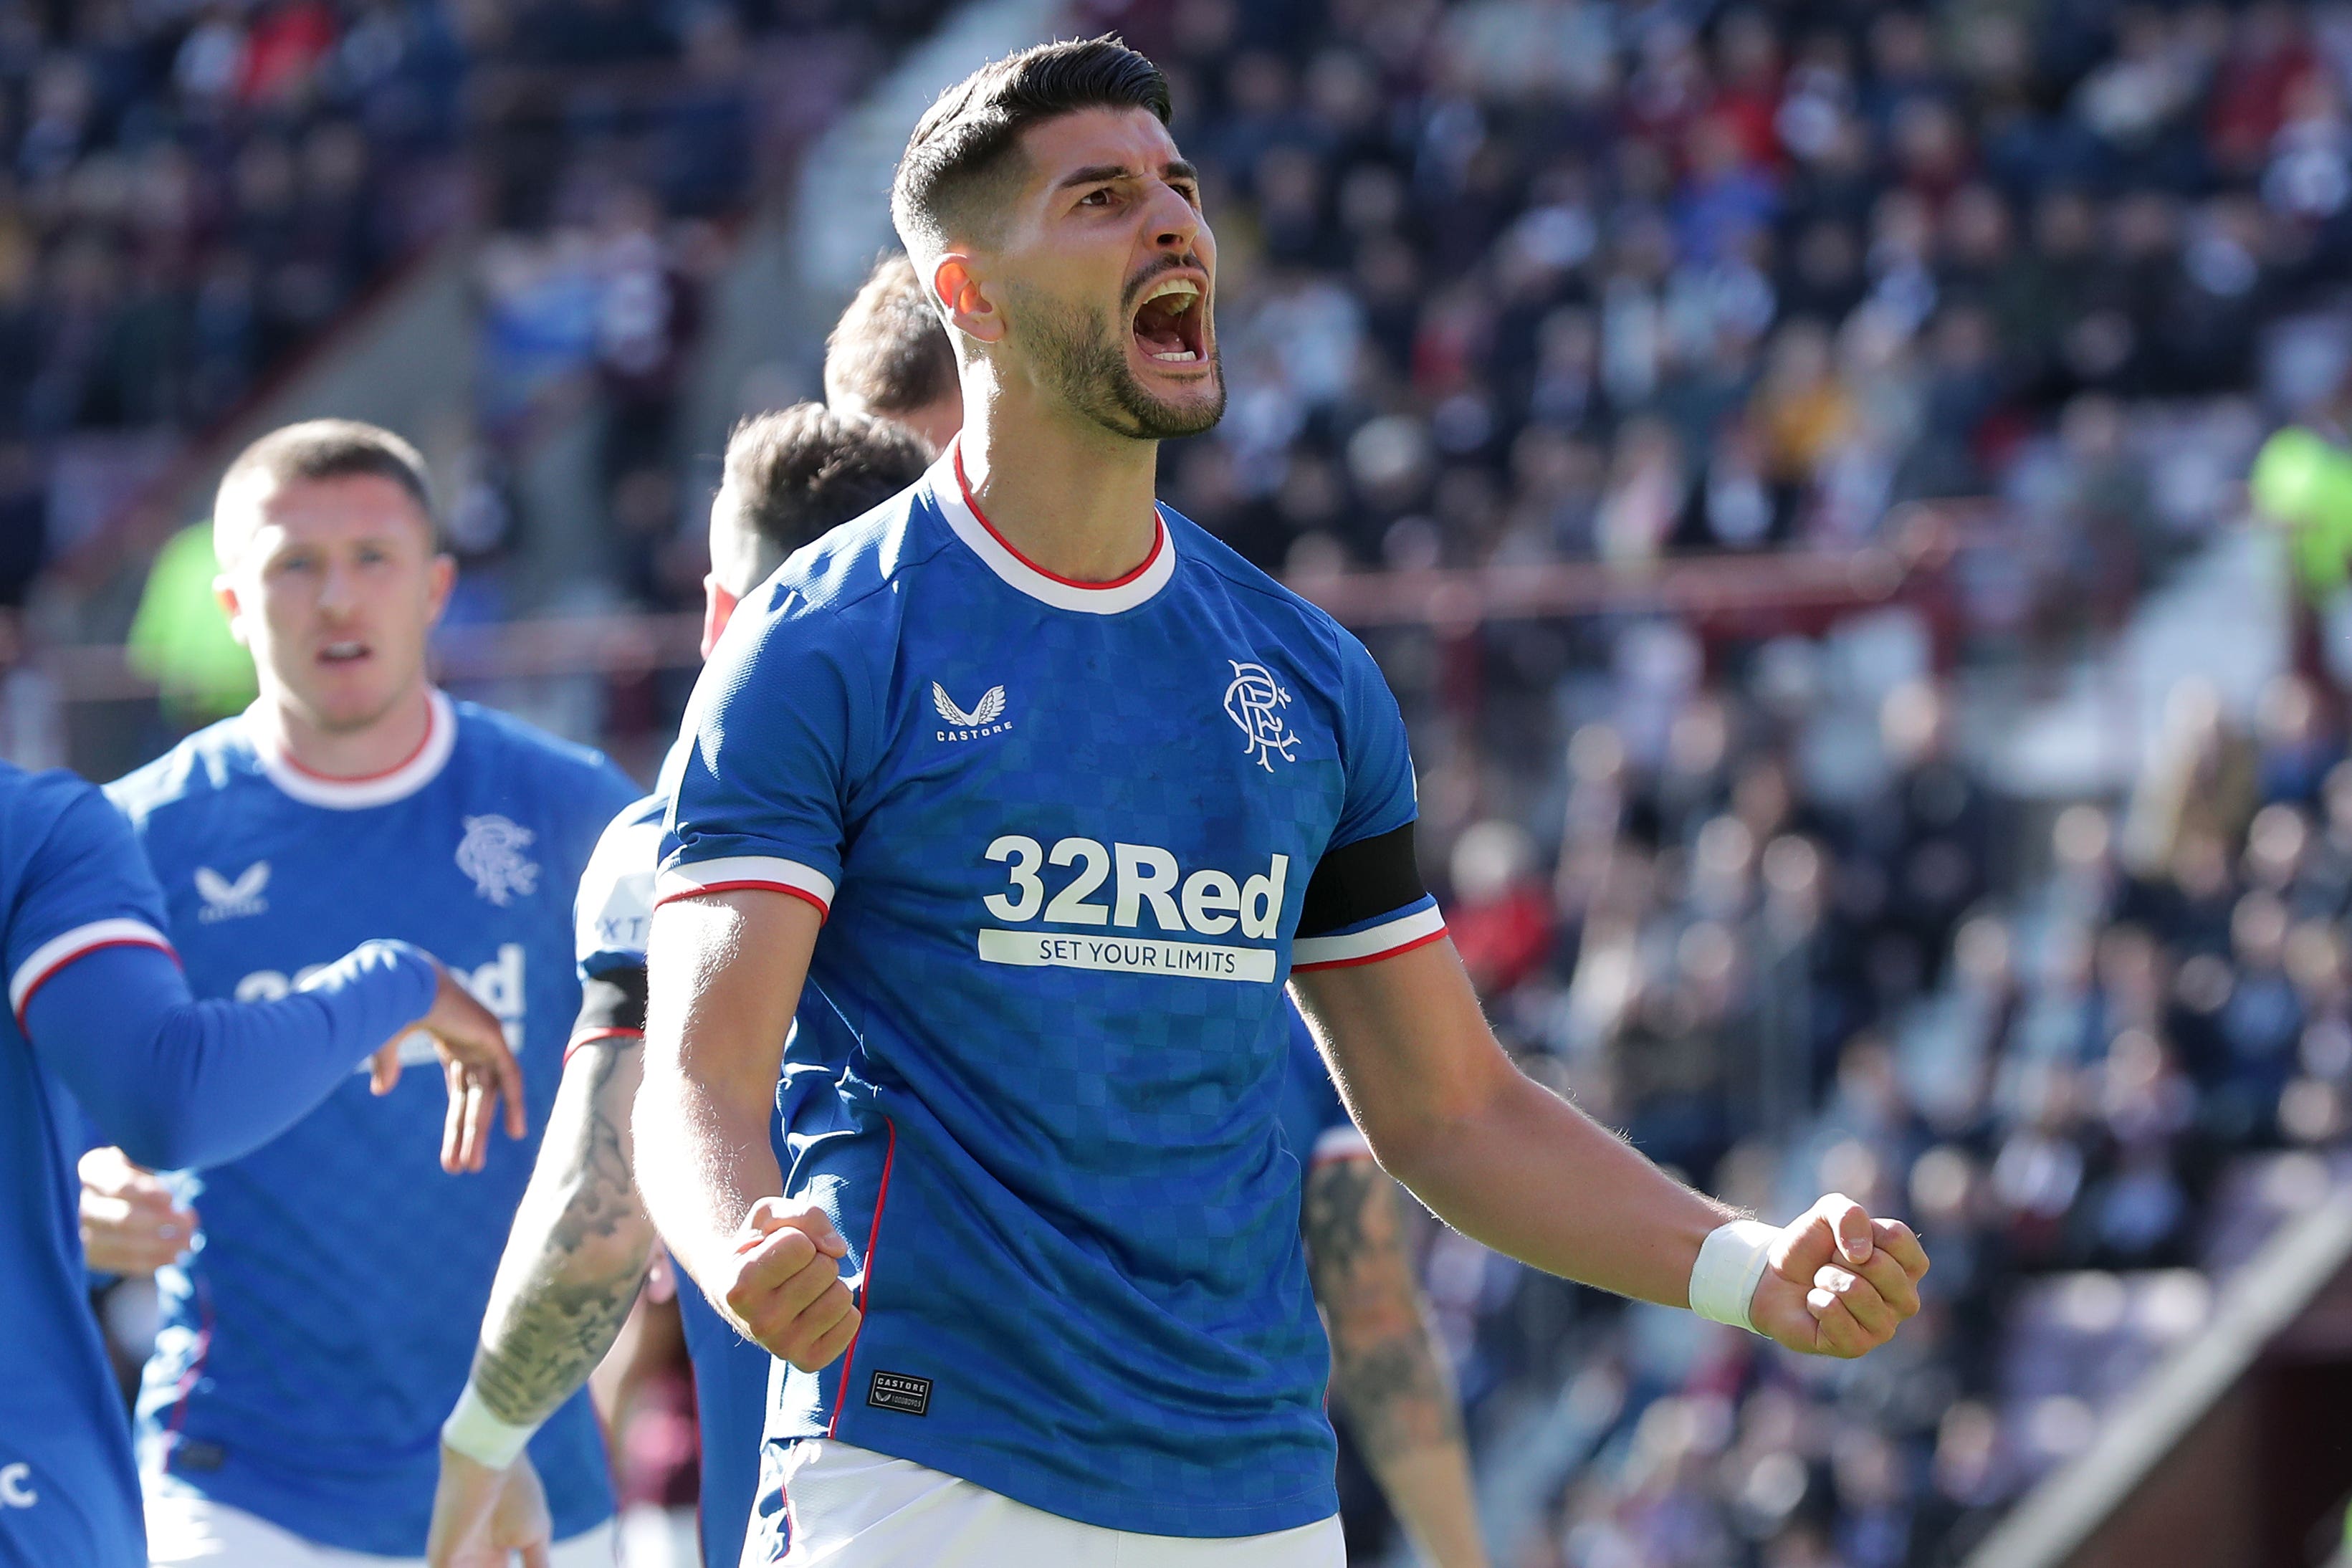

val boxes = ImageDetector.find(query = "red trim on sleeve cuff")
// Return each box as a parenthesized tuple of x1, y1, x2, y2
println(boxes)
(564, 1026, 645, 1064)
(14, 936, 180, 1027)
(1290, 925, 1448, 973)
(651, 881, 831, 920)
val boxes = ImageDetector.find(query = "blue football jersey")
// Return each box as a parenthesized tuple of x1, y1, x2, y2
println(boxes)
(573, 790, 770, 1568)
(0, 767, 179, 1568)
(106, 693, 639, 1557)
(661, 449, 1443, 1541)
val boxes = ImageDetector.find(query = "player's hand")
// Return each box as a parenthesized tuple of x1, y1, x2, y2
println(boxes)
(78, 1146, 198, 1275)
(426, 1445, 552, 1568)
(1747, 1192, 1929, 1359)
(716, 1196, 861, 1371)
(369, 962, 531, 1175)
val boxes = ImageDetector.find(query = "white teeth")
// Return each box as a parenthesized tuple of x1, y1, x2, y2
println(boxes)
(1151, 350, 1199, 362)
(1144, 277, 1201, 310)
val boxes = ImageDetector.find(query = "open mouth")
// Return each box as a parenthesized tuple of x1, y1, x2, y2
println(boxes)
(1131, 274, 1207, 366)
(317, 640, 371, 666)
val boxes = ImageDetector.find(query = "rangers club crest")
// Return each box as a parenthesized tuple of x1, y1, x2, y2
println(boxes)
(457, 815, 540, 906)
(1224, 659, 1299, 770)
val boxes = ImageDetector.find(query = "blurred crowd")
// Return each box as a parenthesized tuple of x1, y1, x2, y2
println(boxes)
(0, 0, 954, 611)
(1127, 0, 2300, 631)
(1384, 617, 2352, 1565)
(0, 0, 469, 596)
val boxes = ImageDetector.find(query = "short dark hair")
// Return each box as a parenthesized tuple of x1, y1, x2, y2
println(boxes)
(824, 254, 957, 416)
(891, 35, 1170, 253)
(215, 419, 438, 558)
(722, 404, 932, 579)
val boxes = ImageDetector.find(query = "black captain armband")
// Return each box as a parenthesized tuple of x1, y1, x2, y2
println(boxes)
(566, 967, 648, 1058)
(1292, 823, 1449, 972)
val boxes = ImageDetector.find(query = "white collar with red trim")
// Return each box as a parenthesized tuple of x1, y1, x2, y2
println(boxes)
(929, 444, 1175, 615)
(248, 689, 456, 810)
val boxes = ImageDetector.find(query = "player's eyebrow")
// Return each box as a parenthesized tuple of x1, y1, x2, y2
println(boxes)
(1057, 160, 1201, 191)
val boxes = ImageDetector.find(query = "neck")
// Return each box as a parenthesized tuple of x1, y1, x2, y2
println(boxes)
(257, 680, 435, 780)
(956, 371, 1160, 582)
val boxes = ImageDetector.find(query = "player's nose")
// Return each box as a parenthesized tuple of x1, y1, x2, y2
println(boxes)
(316, 560, 358, 615)
(1143, 181, 1200, 255)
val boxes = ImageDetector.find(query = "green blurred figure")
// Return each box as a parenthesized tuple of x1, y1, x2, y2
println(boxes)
(2251, 424, 2352, 600)
(127, 522, 257, 724)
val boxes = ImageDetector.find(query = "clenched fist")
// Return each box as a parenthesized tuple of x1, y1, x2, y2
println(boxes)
(1749, 1192, 1929, 1359)
(713, 1197, 862, 1371)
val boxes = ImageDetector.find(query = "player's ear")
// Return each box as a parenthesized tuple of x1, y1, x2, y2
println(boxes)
(214, 575, 251, 649)
(702, 573, 739, 659)
(423, 552, 456, 626)
(933, 255, 1002, 346)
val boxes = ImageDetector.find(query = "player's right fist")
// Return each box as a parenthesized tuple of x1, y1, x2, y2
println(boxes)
(718, 1197, 861, 1371)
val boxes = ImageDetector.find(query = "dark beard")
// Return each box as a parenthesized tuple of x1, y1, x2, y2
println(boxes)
(1010, 283, 1225, 440)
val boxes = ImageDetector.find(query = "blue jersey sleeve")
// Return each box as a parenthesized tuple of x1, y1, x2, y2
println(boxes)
(1331, 633, 1420, 853)
(575, 798, 664, 980)
(570, 796, 662, 1052)
(27, 940, 437, 1171)
(659, 591, 879, 918)
(4, 772, 176, 1009)
(11, 782, 441, 1169)
(1291, 634, 1443, 971)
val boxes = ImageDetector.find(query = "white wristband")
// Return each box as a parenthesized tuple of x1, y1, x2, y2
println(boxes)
(440, 1380, 538, 1470)
(1688, 1219, 1779, 1333)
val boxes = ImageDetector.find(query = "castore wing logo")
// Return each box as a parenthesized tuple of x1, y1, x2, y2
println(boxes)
(196, 862, 270, 922)
(934, 682, 1011, 741)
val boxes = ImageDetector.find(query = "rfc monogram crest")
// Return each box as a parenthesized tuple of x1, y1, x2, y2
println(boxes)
(1223, 659, 1299, 770)
(456, 815, 540, 906)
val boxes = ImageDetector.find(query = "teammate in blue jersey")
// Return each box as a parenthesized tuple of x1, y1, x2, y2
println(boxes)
(638, 38, 1928, 1567)
(93, 419, 640, 1567)
(425, 404, 934, 1568)
(0, 759, 525, 1568)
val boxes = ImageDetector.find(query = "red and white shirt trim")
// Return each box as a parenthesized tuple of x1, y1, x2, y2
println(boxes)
(565, 1026, 645, 1064)
(250, 690, 456, 810)
(654, 855, 836, 920)
(931, 444, 1176, 616)
(1291, 905, 1449, 972)
(11, 917, 178, 1023)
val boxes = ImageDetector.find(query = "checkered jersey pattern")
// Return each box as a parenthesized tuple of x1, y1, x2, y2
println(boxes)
(664, 455, 1428, 1540)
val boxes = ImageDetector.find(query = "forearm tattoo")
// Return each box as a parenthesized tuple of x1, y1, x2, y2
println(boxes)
(470, 1041, 656, 1428)
(1304, 1157, 1467, 1465)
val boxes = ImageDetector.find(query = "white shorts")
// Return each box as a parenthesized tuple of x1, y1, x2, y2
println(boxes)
(145, 1490, 620, 1567)
(769, 1439, 1344, 1567)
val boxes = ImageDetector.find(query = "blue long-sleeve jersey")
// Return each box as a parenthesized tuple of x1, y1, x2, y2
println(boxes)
(0, 763, 441, 1568)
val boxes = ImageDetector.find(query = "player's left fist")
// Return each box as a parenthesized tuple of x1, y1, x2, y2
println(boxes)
(1748, 1192, 1928, 1359)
